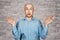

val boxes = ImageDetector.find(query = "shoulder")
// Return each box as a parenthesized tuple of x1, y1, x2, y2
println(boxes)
(34, 18, 42, 25)
(16, 19, 23, 24)
(33, 18, 41, 22)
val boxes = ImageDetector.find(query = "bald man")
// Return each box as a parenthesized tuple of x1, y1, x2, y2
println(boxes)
(7, 3, 54, 40)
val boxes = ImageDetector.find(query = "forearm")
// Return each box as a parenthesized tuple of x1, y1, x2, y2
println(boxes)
(12, 25, 19, 40)
(40, 25, 48, 39)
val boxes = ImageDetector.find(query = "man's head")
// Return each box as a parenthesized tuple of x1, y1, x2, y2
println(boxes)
(24, 3, 34, 18)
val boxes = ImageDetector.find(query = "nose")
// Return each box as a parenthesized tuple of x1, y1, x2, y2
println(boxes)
(28, 10, 30, 12)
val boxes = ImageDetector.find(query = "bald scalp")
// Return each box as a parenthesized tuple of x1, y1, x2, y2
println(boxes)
(24, 3, 34, 7)
(24, 3, 34, 12)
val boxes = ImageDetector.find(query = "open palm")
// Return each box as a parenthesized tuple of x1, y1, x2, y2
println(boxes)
(45, 16, 54, 26)
(6, 16, 16, 26)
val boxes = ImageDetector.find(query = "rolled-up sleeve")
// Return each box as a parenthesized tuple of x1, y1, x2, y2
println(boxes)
(38, 21, 48, 39)
(12, 21, 21, 40)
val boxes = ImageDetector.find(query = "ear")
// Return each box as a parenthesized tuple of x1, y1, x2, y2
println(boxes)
(32, 7, 34, 12)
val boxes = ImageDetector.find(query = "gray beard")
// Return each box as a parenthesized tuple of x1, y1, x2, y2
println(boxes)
(25, 15, 33, 18)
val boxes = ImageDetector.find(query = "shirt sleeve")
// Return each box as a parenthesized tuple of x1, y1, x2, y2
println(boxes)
(12, 21, 21, 40)
(38, 20, 48, 39)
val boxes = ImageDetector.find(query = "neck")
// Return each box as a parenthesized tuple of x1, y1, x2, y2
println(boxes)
(26, 17, 32, 21)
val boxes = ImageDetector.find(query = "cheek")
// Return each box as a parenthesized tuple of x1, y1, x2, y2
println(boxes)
(30, 10, 33, 15)
(30, 10, 32, 13)
(25, 10, 28, 13)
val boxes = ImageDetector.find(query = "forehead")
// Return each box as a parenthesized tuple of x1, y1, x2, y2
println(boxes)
(25, 4, 33, 8)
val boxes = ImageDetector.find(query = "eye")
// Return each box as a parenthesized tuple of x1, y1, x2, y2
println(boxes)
(30, 8, 33, 10)
(25, 7, 28, 10)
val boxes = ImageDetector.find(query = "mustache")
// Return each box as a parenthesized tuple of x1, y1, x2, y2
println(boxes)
(27, 14, 31, 15)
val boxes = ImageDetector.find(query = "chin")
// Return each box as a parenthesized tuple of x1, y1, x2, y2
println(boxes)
(26, 15, 32, 18)
(27, 16, 31, 18)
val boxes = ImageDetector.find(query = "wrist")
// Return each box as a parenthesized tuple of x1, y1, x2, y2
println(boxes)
(44, 23, 48, 27)
(12, 24, 15, 26)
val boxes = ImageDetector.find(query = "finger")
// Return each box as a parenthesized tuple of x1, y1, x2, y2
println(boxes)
(52, 16, 54, 20)
(6, 16, 10, 21)
(50, 16, 55, 20)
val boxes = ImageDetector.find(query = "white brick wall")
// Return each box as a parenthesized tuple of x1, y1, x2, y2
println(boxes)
(0, 0, 60, 40)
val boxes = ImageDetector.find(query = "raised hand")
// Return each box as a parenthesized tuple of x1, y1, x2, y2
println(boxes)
(6, 16, 16, 26)
(45, 16, 54, 26)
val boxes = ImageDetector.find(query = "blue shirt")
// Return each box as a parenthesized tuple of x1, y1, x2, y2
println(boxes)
(12, 17, 48, 40)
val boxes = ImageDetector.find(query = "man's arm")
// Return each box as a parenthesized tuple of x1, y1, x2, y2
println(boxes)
(6, 16, 21, 40)
(38, 16, 54, 39)
(38, 21, 48, 39)
(12, 21, 21, 40)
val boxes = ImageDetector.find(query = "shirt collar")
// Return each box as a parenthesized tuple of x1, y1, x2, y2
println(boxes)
(22, 17, 35, 21)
